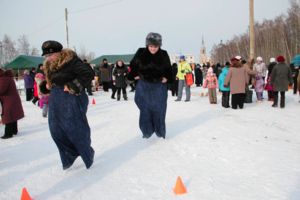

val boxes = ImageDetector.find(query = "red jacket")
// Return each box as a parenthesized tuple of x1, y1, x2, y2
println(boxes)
(34, 81, 38, 97)
(0, 69, 24, 124)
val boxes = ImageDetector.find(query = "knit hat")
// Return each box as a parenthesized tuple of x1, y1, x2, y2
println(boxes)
(145, 32, 162, 47)
(235, 56, 242, 60)
(231, 58, 239, 62)
(257, 57, 263, 61)
(208, 67, 213, 73)
(35, 73, 44, 79)
(277, 56, 285, 62)
(180, 55, 185, 59)
(270, 58, 276, 63)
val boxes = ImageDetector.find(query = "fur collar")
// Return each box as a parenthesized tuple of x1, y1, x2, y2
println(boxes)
(43, 49, 77, 86)
(140, 47, 164, 65)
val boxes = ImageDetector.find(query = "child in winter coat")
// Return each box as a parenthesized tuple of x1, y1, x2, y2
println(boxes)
(37, 74, 50, 117)
(41, 94, 50, 117)
(218, 67, 230, 108)
(255, 74, 264, 103)
(264, 74, 274, 101)
(203, 67, 219, 104)
(32, 81, 39, 105)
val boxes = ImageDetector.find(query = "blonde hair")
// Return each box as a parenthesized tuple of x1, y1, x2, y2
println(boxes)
(23, 70, 29, 74)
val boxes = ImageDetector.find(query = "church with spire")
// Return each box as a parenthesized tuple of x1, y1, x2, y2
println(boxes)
(199, 36, 208, 64)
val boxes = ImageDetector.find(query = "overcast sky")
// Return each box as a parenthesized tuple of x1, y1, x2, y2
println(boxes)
(0, 0, 291, 62)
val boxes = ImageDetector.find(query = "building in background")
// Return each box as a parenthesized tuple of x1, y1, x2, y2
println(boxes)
(199, 36, 208, 64)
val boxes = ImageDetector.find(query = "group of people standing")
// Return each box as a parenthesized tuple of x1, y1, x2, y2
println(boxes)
(210, 55, 293, 109)
(167, 54, 296, 110)
(97, 59, 129, 101)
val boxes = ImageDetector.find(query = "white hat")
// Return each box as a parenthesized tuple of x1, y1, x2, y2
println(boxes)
(270, 58, 276, 63)
(235, 56, 242, 60)
(257, 57, 263, 61)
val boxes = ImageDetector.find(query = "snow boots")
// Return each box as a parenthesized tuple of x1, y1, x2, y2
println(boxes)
(117, 94, 127, 101)
(272, 93, 278, 107)
(222, 91, 230, 108)
(280, 96, 285, 108)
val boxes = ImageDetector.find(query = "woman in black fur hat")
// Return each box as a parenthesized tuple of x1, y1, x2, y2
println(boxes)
(127, 32, 174, 139)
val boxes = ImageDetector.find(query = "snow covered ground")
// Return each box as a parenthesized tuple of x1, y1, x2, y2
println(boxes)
(0, 84, 300, 200)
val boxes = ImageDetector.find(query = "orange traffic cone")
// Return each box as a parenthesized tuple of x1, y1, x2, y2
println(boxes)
(92, 98, 96, 104)
(21, 188, 33, 200)
(173, 176, 187, 195)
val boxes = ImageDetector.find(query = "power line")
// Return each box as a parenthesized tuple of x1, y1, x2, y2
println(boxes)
(26, 0, 123, 37)
(28, 16, 64, 37)
(68, 0, 122, 14)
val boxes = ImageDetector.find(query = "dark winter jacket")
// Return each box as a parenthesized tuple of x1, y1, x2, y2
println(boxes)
(0, 69, 24, 124)
(213, 64, 219, 77)
(268, 62, 277, 76)
(113, 62, 128, 88)
(23, 74, 34, 89)
(100, 63, 111, 82)
(270, 62, 293, 92)
(29, 70, 36, 81)
(43, 49, 95, 95)
(195, 65, 203, 85)
(128, 48, 174, 84)
(36, 68, 45, 76)
(290, 63, 300, 78)
(168, 65, 178, 91)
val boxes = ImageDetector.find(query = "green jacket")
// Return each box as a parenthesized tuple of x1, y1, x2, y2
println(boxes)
(176, 61, 192, 80)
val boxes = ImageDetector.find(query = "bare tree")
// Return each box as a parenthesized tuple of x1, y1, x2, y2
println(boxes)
(210, 0, 300, 65)
(77, 44, 96, 61)
(1, 34, 18, 66)
(18, 35, 30, 55)
(86, 52, 96, 61)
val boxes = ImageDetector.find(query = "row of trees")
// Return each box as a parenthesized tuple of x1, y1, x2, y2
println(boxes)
(0, 35, 96, 67)
(210, 0, 300, 65)
(1, 34, 39, 67)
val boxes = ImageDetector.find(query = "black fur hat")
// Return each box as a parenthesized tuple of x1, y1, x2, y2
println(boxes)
(41, 40, 63, 56)
(39, 80, 51, 95)
(145, 32, 162, 47)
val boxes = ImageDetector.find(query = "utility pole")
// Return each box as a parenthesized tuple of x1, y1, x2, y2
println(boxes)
(0, 42, 2, 69)
(65, 8, 69, 48)
(249, 0, 255, 59)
